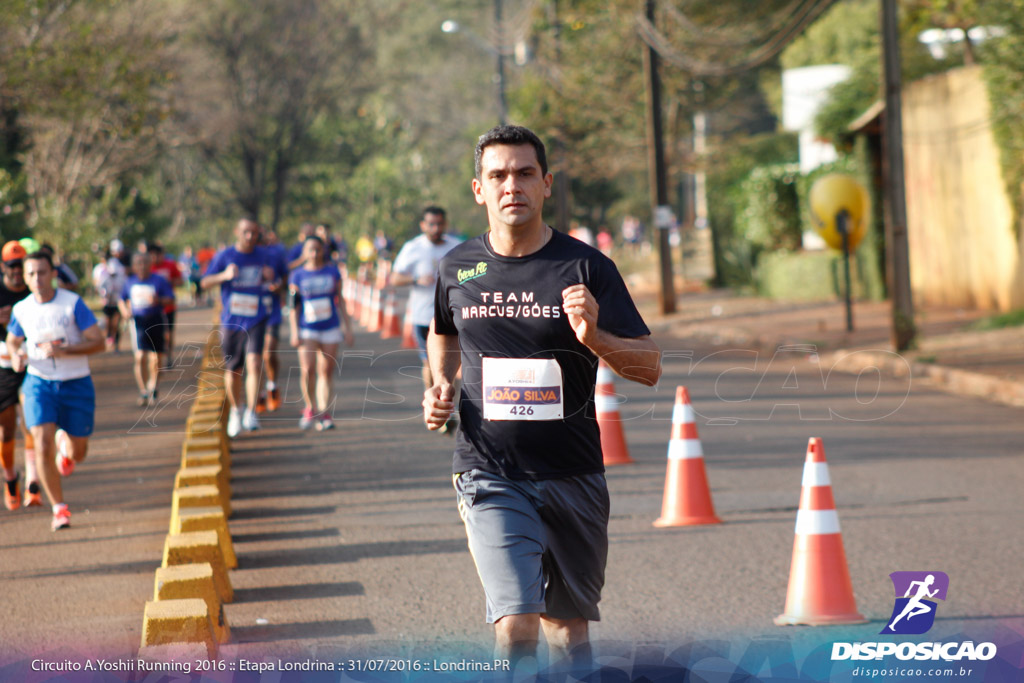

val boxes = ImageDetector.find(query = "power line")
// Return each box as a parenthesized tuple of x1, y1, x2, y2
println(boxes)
(636, 0, 840, 77)
(662, 0, 814, 48)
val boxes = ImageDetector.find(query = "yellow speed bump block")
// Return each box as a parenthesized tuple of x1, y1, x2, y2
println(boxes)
(173, 506, 237, 569)
(162, 531, 233, 603)
(141, 598, 216, 658)
(186, 422, 226, 446)
(187, 410, 223, 428)
(171, 484, 229, 522)
(183, 436, 228, 459)
(154, 563, 230, 643)
(182, 450, 227, 477)
(173, 466, 231, 515)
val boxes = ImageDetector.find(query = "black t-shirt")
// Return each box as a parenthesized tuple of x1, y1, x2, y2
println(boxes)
(0, 282, 30, 339)
(434, 228, 651, 480)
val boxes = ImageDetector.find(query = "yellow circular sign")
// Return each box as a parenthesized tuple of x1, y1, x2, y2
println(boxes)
(809, 174, 870, 251)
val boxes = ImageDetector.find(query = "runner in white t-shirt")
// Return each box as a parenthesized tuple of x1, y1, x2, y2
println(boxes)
(390, 206, 461, 393)
(6, 251, 105, 532)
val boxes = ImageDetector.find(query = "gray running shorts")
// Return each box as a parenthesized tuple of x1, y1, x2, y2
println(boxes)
(453, 468, 610, 623)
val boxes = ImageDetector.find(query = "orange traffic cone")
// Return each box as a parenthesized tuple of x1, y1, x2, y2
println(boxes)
(380, 292, 402, 339)
(653, 387, 721, 527)
(400, 300, 417, 350)
(595, 361, 633, 465)
(371, 288, 385, 332)
(775, 437, 866, 626)
(360, 285, 375, 329)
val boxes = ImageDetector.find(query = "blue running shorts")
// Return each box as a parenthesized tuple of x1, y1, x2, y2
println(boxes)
(21, 374, 96, 437)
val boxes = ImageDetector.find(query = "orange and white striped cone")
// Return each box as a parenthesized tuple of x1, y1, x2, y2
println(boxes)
(595, 361, 633, 466)
(371, 287, 385, 332)
(400, 299, 417, 350)
(653, 386, 721, 527)
(349, 279, 362, 320)
(380, 292, 402, 340)
(359, 284, 374, 329)
(775, 437, 866, 626)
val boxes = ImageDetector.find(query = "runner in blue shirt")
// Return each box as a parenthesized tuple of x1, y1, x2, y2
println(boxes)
(201, 219, 283, 438)
(256, 228, 289, 414)
(289, 236, 354, 431)
(119, 252, 175, 407)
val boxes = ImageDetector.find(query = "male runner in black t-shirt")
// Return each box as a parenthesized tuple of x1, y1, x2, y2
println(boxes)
(424, 125, 661, 670)
(0, 242, 35, 510)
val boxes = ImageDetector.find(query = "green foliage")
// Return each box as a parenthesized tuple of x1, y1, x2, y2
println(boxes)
(706, 131, 799, 286)
(969, 308, 1024, 331)
(0, 168, 28, 241)
(735, 164, 802, 252)
(782, 0, 960, 146)
(979, 0, 1024, 234)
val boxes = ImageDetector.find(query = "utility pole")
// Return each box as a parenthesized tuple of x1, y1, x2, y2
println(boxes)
(642, 0, 677, 315)
(551, 0, 570, 232)
(880, 0, 916, 350)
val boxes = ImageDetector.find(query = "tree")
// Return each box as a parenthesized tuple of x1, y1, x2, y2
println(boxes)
(177, 0, 377, 229)
(0, 0, 176, 251)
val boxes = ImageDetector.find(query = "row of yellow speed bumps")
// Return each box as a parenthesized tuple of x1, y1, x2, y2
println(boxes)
(139, 332, 236, 661)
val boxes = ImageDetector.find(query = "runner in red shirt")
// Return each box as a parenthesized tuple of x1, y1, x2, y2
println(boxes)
(148, 242, 182, 365)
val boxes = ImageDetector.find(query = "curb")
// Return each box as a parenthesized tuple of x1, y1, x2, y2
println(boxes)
(662, 322, 1024, 410)
(140, 325, 235, 661)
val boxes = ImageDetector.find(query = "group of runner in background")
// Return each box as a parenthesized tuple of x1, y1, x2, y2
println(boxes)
(2, 204, 587, 531)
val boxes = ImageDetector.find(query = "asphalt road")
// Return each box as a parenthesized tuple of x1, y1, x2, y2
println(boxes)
(0, 305, 1021, 677)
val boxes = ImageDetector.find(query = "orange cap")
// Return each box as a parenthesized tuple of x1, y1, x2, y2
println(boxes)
(1, 240, 27, 263)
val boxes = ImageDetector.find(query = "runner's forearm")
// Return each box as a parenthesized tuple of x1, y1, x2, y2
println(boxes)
(584, 331, 661, 387)
(427, 323, 461, 385)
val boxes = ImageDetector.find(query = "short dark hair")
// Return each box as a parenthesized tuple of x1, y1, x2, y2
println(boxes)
(474, 125, 548, 178)
(422, 206, 446, 220)
(303, 235, 325, 246)
(25, 251, 53, 269)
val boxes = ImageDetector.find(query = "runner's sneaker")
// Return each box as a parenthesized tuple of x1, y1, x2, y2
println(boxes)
(266, 388, 282, 412)
(24, 484, 43, 507)
(298, 407, 315, 430)
(4, 475, 20, 511)
(51, 506, 71, 531)
(227, 408, 243, 438)
(148, 389, 159, 406)
(254, 392, 268, 414)
(242, 409, 260, 432)
(55, 430, 75, 476)
(137, 392, 149, 407)
(316, 414, 335, 431)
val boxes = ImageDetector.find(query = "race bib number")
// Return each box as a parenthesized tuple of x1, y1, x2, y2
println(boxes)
(130, 284, 158, 310)
(228, 293, 260, 317)
(482, 357, 564, 421)
(303, 297, 333, 323)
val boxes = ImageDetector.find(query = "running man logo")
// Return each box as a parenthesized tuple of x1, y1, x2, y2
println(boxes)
(457, 262, 488, 284)
(881, 571, 949, 635)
